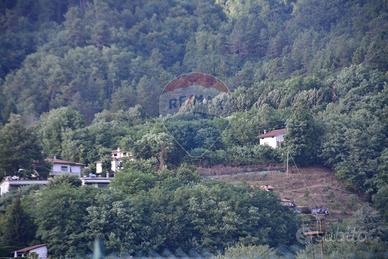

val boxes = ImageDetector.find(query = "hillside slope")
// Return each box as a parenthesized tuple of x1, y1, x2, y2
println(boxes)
(206, 166, 367, 223)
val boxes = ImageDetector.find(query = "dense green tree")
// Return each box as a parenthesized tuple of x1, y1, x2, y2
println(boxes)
(48, 174, 82, 188)
(0, 1, 387, 256)
(173, 182, 298, 252)
(135, 76, 164, 116)
(163, 118, 225, 155)
(59, 118, 129, 165)
(0, 115, 46, 179)
(320, 112, 348, 168)
(0, 196, 35, 250)
(111, 168, 158, 195)
(63, 7, 88, 47)
(222, 106, 284, 147)
(284, 108, 321, 165)
(92, 105, 146, 126)
(168, 163, 201, 185)
(319, 68, 387, 194)
(33, 185, 97, 257)
(133, 132, 175, 168)
(375, 149, 388, 189)
(373, 186, 388, 223)
(86, 192, 143, 256)
(214, 244, 277, 259)
(38, 107, 84, 157)
(0, 0, 384, 121)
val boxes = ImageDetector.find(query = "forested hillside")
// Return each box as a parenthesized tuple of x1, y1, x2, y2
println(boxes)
(0, 0, 386, 121)
(1, 0, 386, 202)
(0, 0, 387, 257)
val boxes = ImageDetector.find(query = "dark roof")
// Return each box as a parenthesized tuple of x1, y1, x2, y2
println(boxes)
(47, 158, 84, 166)
(258, 128, 287, 138)
(15, 244, 46, 253)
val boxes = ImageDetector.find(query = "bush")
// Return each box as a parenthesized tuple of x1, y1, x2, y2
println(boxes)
(110, 169, 158, 195)
(186, 148, 227, 166)
(226, 145, 282, 165)
(213, 244, 278, 259)
(48, 175, 82, 187)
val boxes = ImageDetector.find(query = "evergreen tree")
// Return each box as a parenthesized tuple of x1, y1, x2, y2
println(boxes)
(0, 115, 46, 179)
(284, 108, 321, 165)
(1, 196, 35, 249)
(38, 107, 84, 157)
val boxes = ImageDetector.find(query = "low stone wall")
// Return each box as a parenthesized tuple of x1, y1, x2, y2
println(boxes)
(197, 164, 286, 176)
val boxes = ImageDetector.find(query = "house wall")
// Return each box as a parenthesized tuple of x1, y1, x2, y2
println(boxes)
(51, 164, 81, 177)
(1, 180, 48, 196)
(0, 181, 10, 196)
(260, 137, 278, 148)
(112, 148, 130, 160)
(96, 162, 103, 174)
(260, 134, 285, 148)
(30, 246, 48, 259)
(111, 160, 120, 172)
(276, 135, 285, 147)
(276, 134, 284, 143)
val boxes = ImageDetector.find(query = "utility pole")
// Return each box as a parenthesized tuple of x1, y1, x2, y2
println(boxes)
(286, 150, 289, 176)
(159, 144, 166, 171)
(320, 216, 325, 259)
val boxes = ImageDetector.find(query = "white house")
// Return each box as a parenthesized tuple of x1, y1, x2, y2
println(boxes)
(95, 161, 103, 174)
(0, 178, 48, 196)
(48, 158, 84, 177)
(258, 128, 287, 148)
(14, 244, 47, 259)
(111, 148, 134, 172)
(95, 148, 134, 174)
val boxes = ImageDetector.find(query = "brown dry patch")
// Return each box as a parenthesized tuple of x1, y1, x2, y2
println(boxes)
(207, 166, 366, 224)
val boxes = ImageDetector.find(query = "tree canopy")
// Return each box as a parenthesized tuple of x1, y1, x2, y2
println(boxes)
(0, 0, 387, 257)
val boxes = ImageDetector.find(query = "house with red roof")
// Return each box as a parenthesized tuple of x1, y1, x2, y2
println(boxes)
(14, 244, 47, 258)
(258, 128, 287, 148)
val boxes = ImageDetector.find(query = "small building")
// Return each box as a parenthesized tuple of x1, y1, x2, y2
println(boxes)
(14, 244, 47, 259)
(95, 148, 134, 174)
(258, 128, 287, 148)
(1, 178, 48, 196)
(95, 161, 103, 174)
(111, 148, 133, 172)
(48, 158, 84, 177)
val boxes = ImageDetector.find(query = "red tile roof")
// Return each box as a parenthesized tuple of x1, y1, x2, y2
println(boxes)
(15, 244, 47, 253)
(258, 128, 287, 138)
(47, 158, 84, 166)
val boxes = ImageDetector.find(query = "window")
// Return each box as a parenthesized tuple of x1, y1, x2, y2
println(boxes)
(61, 165, 68, 172)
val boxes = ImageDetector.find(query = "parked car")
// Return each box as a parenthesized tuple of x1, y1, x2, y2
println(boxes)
(311, 207, 329, 215)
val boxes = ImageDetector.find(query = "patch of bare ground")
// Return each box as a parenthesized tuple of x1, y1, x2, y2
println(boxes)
(201, 166, 367, 224)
